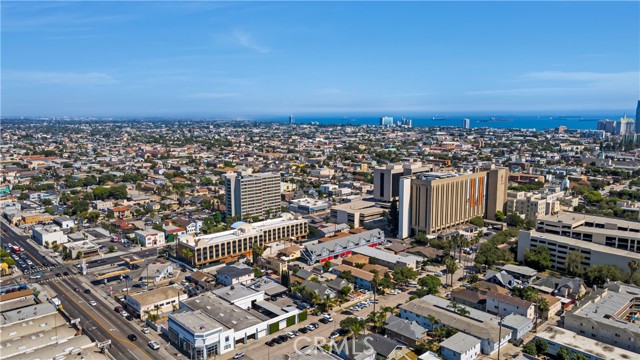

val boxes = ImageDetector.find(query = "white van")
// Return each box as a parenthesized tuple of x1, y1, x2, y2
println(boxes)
(407, 281, 418, 287)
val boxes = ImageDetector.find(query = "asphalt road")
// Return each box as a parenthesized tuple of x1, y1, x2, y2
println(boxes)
(86, 247, 159, 269)
(0, 220, 57, 271)
(47, 275, 164, 360)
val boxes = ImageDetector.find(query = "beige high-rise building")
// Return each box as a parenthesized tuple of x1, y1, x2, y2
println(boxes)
(399, 168, 509, 238)
(486, 168, 508, 221)
(224, 171, 281, 220)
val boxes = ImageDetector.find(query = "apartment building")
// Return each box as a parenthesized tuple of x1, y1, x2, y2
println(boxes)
(178, 213, 308, 268)
(399, 168, 508, 238)
(223, 171, 281, 219)
(563, 282, 640, 354)
(134, 229, 166, 247)
(484, 291, 535, 319)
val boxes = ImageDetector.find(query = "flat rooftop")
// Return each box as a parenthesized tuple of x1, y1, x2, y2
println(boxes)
(536, 325, 637, 360)
(569, 283, 640, 335)
(527, 231, 640, 258)
(187, 215, 306, 247)
(0, 324, 76, 358)
(3, 335, 105, 360)
(0, 303, 56, 327)
(127, 286, 183, 307)
(170, 310, 223, 333)
(182, 292, 265, 329)
(212, 285, 263, 304)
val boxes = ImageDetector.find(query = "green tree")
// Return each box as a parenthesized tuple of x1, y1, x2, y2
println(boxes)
(323, 260, 332, 273)
(566, 251, 584, 276)
(281, 271, 291, 288)
(444, 257, 457, 287)
(389, 198, 399, 236)
(108, 245, 117, 253)
(0, 250, 16, 266)
(522, 342, 537, 356)
(534, 338, 549, 354)
(393, 266, 418, 285)
(585, 265, 623, 286)
(338, 286, 352, 300)
(469, 216, 484, 228)
(339, 317, 366, 338)
(93, 186, 111, 200)
(557, 346, 571, 360)
(506, 213, 525, 227)
(524, 246, 552, 271)
(418, 275, 441, 295)
(251, 243, 264, 265)
(75, 251, 83, 259)
(338, 270, 355, 283)
(495, 211, 506, 222)
(629, 260, 640, 282)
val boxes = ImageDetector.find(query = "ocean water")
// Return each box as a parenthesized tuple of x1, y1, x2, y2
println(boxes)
(266, 115, 622, 130)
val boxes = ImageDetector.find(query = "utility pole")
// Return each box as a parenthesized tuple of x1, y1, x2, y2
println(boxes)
(497, 315, 503, 360)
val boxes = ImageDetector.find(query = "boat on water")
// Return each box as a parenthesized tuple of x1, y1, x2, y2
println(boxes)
(432, 114, 448, 121)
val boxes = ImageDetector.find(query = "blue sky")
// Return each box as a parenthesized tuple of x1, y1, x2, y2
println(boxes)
(2, 1, 639, 117)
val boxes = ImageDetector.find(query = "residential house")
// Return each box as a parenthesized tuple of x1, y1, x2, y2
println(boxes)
(173, 217, 202, 235)
(384, 315, 428, 347)
(300, 280, 336, 300)
(134, 230, 166, 247)
(450, 289, 487, 311)
(484, 270, 516, 289)
(484, 291, 535, 319)
(108, 205, 131, 219)
(501, 314, 533, 343)
(189, 270, 216, 291)
(331, 264, 375, 291)
(215, 265, 255, 286)
(439, 332, 481, 360)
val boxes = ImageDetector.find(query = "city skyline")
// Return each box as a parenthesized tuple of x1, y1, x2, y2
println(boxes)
(2, 1, 639, 117)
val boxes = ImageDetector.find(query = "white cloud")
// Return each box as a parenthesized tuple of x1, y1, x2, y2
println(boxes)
(4, 70, 117, 85)
(516, 70, 638, 83)
(231, 29, 271, 54)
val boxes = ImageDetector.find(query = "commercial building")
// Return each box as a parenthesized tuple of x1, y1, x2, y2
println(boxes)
(288, 197, 329, 214)
(461, 118, 471, 129)
(597, 119, 617, 134)
(63, 240, 100, 259)
(563, 282, 640, 354)
(615, 116, 635, 135)
(31, 225, 68, 246)
(350, 246, 420, 270)
(223, 171, 281, 219)
(300, 229, 385, 265)
(329, 200, 385, 228)
(124, 286, 187, 320)
(373, 162, 434, 202)
(134, 229, 166, 247)
(167, 291, 301, 358)
(178, 213, 308, 267)
(399, 168, 508, 238)
(380, 116, 394, 126)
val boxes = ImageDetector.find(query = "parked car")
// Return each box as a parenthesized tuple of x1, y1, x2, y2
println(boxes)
(84, 289, 91, 294)
(89, 300, 97, 306)
(128, 334, 137, 341)
(266, 340, 275, 347)
(232, 352, 245, 359)
(148, 341, 160, 350)
(286, 332, 295, 338)
(141, 328, 150, 334)
(299, 327, 309, 334)
(322, 314, 333, 322)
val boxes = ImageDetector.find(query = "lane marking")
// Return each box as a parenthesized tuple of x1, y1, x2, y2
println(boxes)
(51, 280, 153, 360)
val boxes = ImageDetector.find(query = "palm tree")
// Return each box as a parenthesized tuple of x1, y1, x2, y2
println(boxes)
(180, 247, 194, 264)
(381, 305, 395, 316)
(319, 294, 338, 312)
(444, 257, 457, 287)
(144, 309, 159, 322)
(426, 315, 440, 331)
(629, 260, 640, 282)
(348, 319, 365, 338)
(367, 310, 387, 333)
(251, 243, 264, 265)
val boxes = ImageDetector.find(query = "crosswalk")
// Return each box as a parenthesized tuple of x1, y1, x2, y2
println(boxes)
(37, 274, 78, 283)
(24, 264, 64, 275)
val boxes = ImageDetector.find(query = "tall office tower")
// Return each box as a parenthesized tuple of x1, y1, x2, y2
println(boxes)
(615, 115, 635, 135)
(373, 162, 435, 202)
(597, 119, 617, 134)
(223, 171, 281, 220)
(289, 115, 295, 124)
(380, 116, 394, 127)
(398, 169, 508, 238)
(636, 101, 640, 133)
(485, 168, 508, 221)
(462, 118, 471, 129)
